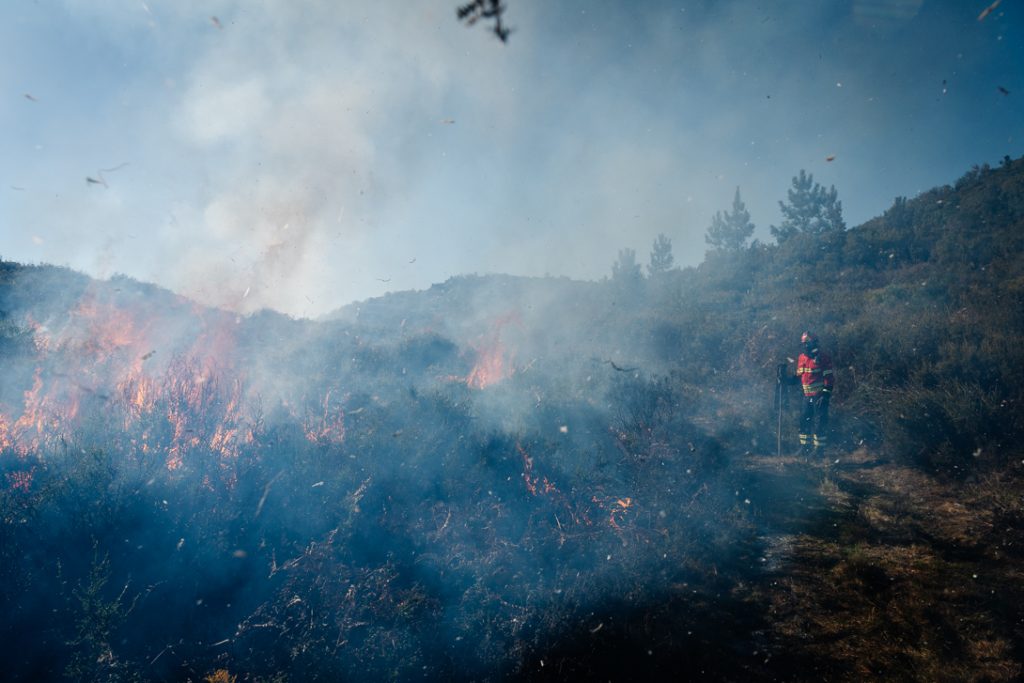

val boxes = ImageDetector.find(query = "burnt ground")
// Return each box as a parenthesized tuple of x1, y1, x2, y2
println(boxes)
(514, 450, 1024, 682)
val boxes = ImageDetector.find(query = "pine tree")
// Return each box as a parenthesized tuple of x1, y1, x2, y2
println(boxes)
(770, 170, 845, 243)
(705, 187, 755, 252)
(612, 248, 643, 284)
(883, 196, 912, 231)
(648, 234, 675, 276)
(610, 248, 644, 302)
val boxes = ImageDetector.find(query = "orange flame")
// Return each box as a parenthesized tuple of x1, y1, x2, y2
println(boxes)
(592, 495, 635, 530)
(4, 369, 70, 457)
(0, 284, 354, 492)
(517, 442, 557, 497)
(465, 313, 520, 389)
(0, 414, 13, 453)
(304, 390, 346, 446)
(0, 288, 252, 478)
(466, 339, 512, 389)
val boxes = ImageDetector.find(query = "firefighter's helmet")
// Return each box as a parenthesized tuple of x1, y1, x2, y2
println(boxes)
(800, 331, 818, 345)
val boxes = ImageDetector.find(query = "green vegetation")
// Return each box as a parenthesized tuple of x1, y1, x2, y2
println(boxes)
(705, 186, 756, 252)
(643, 157, 1024, 474)
(770, 169, 846, 242)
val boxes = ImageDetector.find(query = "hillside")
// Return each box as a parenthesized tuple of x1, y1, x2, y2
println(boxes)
(0, 157, 1022, 681)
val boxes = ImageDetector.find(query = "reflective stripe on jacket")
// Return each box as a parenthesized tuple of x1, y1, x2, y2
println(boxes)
(797, 352, 834, 396)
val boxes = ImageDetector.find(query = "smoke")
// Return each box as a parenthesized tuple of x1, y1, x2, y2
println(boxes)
(0, 260, 752, 679)
(5, 1, 1022, 318)
(164, 8, 402, 314)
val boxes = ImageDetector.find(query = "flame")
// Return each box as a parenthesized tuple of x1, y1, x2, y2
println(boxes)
(6, 469, 34, 493)
(465, 313, 520, 389)
(0, 285, 354, 490)
(159, 360, 246, 470)
(71, 295, 146, 364)
(0, 414, 12, 452)
(466, 339, 511, 389)
(120, 373, 157, 420)
(591, 495, 635, 530)
(517, 442, 557, 497)
(4, 369, 71, 457)
(0, 287, 254, 478)
(304, 390, 345, 446)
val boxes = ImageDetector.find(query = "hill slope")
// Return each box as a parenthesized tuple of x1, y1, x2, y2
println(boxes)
(0, 156, 1022, 681)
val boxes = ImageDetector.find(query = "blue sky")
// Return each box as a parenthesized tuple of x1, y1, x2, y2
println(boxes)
(2, 0, 1021, 316)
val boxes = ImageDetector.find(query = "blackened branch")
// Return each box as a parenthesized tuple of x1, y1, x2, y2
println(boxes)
(457, 0, 512, 42)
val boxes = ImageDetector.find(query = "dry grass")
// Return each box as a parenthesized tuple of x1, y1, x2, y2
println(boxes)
(743, 450, 1024, 681)
(204, 670, 237, 683)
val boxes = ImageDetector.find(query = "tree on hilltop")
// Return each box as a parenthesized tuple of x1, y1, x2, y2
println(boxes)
(770, 170, 845, 243)
(612, 248, 643, 284)
(648, 234, 675, 276)
(706, 187, 755, 252)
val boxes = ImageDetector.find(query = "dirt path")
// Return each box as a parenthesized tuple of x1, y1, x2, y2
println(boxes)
(733, 450, 1024, 681)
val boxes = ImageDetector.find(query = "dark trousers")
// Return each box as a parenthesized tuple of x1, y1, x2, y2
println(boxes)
(799, 394, 830, 450)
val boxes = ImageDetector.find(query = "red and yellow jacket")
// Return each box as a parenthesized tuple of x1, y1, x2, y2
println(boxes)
(797, 352, 834, 397)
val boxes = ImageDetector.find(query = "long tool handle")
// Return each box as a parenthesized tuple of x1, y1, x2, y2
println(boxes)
(776, 379, 783, 457)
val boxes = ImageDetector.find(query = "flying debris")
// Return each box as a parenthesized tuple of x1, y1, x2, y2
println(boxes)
(255, 472, 284, 519)
(141, 350, 156, 361)
(997, 86, 1010, 96)
(23, 93, 38, 102)
(604, 359, 636, 372)
(210, 16, 223, 30)
(825, 154, 836, 162)
(457, 0, 512, 43)
(85, 163, 129, 189)
(10, 186, 26, 191)
(376, 277, 391, 283)
(978, 0, 1002, 21)
(440, 118, 455, 125)
(408, 258, 416, 264)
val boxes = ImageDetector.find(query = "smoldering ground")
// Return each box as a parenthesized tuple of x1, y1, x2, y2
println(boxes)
(0, 263, 757, 681)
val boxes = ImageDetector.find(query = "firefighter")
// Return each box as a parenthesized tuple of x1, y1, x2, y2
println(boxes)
(795, 331, 834, 455)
